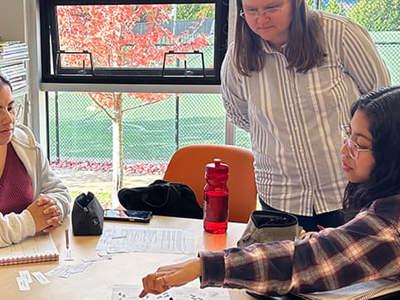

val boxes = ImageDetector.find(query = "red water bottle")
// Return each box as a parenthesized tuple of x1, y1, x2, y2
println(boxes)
(203, 159, 229, 234)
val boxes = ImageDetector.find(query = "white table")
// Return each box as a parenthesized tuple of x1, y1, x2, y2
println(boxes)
(0, 216, 256, 300)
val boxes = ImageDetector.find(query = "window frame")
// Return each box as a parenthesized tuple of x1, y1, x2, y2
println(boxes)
(39, 0, 229, 85)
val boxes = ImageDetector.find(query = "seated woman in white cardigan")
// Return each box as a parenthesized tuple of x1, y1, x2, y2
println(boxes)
(0, 75, 70, 247)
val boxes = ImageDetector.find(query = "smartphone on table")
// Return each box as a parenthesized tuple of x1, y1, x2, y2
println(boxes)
(104, 209, 152, 223)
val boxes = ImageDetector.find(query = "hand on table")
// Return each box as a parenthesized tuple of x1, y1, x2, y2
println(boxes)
(27, 195, 62, 233)
(140, 258, 201, 298)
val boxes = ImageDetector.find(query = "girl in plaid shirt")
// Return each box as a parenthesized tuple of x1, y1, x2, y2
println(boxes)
(140, 87, 400, 297)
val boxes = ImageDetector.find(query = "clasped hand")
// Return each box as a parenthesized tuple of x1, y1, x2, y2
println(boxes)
(27, 195, 63, 233)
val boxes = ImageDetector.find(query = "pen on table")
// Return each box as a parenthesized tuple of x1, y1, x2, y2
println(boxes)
(65, 228, 73, 260)
(65, 229, 70, 250)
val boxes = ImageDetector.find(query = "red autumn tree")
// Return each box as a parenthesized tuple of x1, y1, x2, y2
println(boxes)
(57, 4, 210, 206)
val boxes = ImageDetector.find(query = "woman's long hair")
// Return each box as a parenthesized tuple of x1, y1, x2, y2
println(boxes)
(233, 0, 326, 76)
(343, 86, 400, 209)
(0, 75, 12, 91)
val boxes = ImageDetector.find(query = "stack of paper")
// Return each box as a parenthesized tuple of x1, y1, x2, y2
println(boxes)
(0, 40, 29, 95)
(0, 41, 29, 61)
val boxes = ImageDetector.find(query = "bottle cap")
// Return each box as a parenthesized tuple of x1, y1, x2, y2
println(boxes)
(205, 158, 228, 178)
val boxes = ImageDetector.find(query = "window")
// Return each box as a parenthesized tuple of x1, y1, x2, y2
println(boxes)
(39, 0, 229, 85)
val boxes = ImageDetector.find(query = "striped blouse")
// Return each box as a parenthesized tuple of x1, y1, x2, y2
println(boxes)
(221, 12, 390, 216)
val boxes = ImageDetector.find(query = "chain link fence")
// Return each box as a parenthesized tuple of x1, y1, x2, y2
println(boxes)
(373, 32, 400, 85)
(48, 92, 227, 171)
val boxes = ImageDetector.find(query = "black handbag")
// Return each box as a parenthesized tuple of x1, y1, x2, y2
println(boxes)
(118, 179, 203, 219)
(238, 210, 298, 300)
(72, 192, 104, 236)
(237, 210, 298, 248)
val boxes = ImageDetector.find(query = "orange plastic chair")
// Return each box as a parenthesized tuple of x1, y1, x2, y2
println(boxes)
(163, 144, 257, 223)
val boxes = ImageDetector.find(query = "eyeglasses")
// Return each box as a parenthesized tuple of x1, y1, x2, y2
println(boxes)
(341, 125, 372, 160)
(239, 2, 285, 19)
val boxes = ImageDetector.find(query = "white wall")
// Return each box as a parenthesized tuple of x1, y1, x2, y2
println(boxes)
(0, 0, 46, 147)
(0, 0, 26, 41)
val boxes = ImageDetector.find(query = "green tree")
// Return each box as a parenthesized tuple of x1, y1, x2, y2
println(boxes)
(176, 4, 213, 20)
(324, 0, 345, 16)
(306, 0, 315, 9)
(348, 0, 400, 31)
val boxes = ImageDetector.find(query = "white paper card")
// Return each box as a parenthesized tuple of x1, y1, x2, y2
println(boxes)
(46, 262, 93, 278)
(97, 227, 196, 255)
(111, 285, 229, 300)
(16, 276, 30, 291)
(46, 265, 71, 278)
(18, 270, 32, 283)
(82, 255, 112, 263)
(32, 272, 50, 285)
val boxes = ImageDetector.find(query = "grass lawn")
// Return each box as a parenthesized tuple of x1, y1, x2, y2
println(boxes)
(48, 93, 252, 164)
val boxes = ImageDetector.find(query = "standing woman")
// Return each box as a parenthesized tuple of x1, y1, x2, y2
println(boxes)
(0, 75, 70, 247)
(222, 0, 390, 230)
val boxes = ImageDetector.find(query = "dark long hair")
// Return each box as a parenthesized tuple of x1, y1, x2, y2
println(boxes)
(233, 0, 326, 76)
(343, 86, 400, 209)
(0, 75, 12, 91)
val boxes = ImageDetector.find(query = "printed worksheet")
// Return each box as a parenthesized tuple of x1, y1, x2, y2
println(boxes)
(97, 227, 196, 254)
(111, 285, 229, 300)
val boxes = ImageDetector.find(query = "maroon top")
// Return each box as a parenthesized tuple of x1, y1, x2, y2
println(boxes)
(0, 143, 33, 214)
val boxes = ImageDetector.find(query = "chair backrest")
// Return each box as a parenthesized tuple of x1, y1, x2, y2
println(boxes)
(163, 144, 257, 223)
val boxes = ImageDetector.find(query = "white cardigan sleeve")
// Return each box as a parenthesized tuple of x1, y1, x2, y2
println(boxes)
(12, 125, 71, 221)
(0, 210, 36, 248)
(37, 145, 71, 219)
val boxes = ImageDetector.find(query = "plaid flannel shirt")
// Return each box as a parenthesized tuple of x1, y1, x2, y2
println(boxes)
(199, 194, 400, 295)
